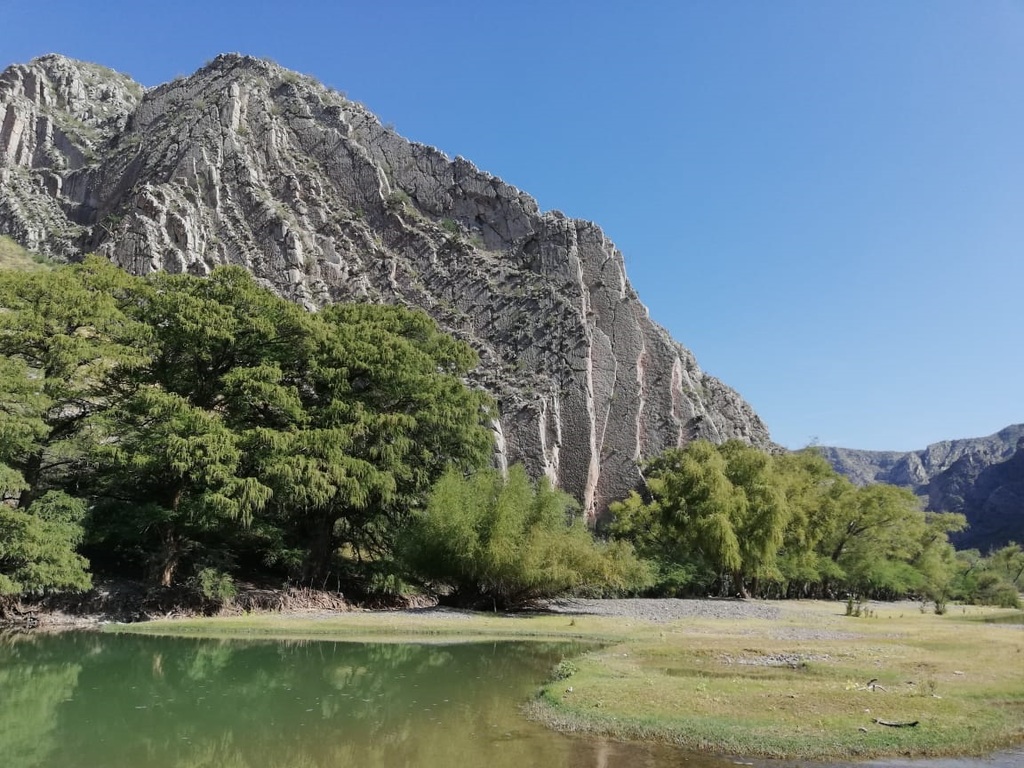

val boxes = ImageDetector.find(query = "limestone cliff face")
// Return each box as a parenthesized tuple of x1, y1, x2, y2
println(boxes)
(823, 425, 1024, 551)
(0, 54, 772, 518)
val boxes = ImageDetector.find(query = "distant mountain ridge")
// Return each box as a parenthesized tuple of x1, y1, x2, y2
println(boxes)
(0, 53, 771, 519)
(822, 425, 1024, 551)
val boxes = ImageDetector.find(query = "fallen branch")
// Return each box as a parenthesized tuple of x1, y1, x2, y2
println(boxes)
(873, 718, 919, 728)
(855, 678, 887, 692)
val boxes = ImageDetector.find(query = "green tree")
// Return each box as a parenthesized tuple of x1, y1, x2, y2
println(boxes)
(92, 388, 272, 586)
(0, 259, 143, 599)
(719, 441, 790, 593)
(610, 442, 968, 601)
(821, 483, 927, 597)
(0, 492, 91, 597)
(988, 542, 1024, 590)
(257, 303, 494, 583)
(651, 443, 743, 591)
(611, 441, 786, 596)
(773, 450, 848, 597)
(913, 512, 968, 612)
(402, 466, 649, 609)
(86, 267, 306, 585)
(0, 257, 146, 509)
(951, 544, 1023, 608)
(0, 260, 496, 592)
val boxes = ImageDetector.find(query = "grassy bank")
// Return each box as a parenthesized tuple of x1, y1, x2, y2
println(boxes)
(109, 600, 1024, 760)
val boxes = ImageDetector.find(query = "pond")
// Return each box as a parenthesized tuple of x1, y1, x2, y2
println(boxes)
(1, 632, 1020, 768)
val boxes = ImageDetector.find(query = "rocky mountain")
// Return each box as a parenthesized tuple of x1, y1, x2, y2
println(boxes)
(823, 425, 1024, 551)
(0, 53, 771, 519)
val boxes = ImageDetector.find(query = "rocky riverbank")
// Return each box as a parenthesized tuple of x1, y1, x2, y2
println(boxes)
(0, 579, 357, 631)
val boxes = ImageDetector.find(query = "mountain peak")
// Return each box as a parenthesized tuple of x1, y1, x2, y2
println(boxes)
(0, 54, 771, 517)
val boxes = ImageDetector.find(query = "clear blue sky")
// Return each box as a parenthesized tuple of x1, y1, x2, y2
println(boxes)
(4, 1, 1022, 451)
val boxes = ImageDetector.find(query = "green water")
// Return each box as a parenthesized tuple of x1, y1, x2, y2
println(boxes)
(0, 631, 713, 768)
(5, 632, 1019, 768)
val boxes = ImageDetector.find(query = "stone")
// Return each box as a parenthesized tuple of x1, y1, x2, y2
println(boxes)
(0, 53, 773, 519)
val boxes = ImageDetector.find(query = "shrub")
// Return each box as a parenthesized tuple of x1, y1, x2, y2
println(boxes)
(399, 466, 650, 609)
(190, 567, 236, 605)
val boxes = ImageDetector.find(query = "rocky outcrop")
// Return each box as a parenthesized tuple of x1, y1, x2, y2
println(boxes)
(823, 425, 1024, 551)
(0, 54, 772, 518)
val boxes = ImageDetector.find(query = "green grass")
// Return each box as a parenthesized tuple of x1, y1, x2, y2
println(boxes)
(108, 600, 1024, 760)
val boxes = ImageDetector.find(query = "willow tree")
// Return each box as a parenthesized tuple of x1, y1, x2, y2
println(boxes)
(613, 442, 969, 600)
(612, 442, 744, 594)
(719, 441, 790, 592)
(402, 465, 650, 608)
(612, 441, 794, 596)
(773, 450, 850, 596)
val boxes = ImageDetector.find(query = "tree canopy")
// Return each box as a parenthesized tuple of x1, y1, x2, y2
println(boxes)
(0, 259, 1014, 611)
(0, 258, 494, 595)
(610, 440, 968, 601)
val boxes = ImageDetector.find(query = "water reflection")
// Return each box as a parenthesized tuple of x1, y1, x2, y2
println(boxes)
(0, 632, 83, 768)
(0, 632, 715, 768)
(2, 631, 1017, 768)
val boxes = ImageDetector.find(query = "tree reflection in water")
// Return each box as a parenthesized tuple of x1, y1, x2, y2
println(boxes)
(0, 631, 731, 768)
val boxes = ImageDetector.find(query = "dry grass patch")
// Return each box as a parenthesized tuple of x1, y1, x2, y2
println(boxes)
(536, 602, 1024, 759)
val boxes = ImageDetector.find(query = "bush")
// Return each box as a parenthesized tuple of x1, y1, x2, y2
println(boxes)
(399, 466, 651, 609)
(971, 572, 1021, 609)
(190, 567, 237, 605)
(0, 492, 91, 596)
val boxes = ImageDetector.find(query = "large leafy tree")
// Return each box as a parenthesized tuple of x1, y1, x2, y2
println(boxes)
(0, 258, 144, 597)
(1, 259, 494, 592)
(820, 483, 929, 596)
(257, 303, 495, 582)
(88, 267, 493, 586)
(86, 267, 310, 585)
(0, 258, 147, 508)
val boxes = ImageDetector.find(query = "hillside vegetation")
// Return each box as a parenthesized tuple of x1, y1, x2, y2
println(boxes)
(0, 236, 47, 270)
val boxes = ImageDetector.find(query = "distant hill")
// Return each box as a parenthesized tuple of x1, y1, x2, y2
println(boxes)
(822, 425, 1024, 551)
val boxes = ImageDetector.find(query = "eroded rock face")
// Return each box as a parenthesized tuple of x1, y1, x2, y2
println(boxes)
(0, 54, 772, 518)
(0, 55, 142, 257)
(823, 425, 1024, 550)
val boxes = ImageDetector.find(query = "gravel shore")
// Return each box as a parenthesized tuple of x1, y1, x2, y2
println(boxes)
(542, 597, 785, 623)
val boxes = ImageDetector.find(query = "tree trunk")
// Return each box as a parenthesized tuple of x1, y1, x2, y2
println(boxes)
(157, 529, 181, 588)
(734, 571, 750, 598)
(16, 452, 44, 510)
(302, 515, 337, 586)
